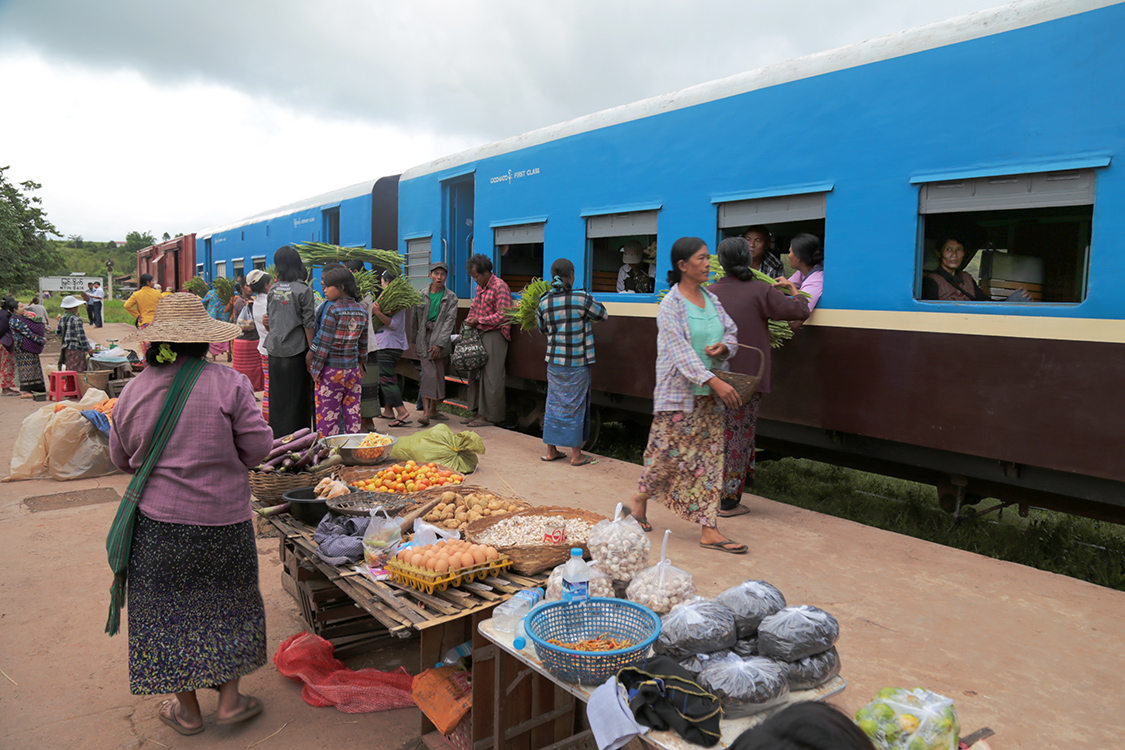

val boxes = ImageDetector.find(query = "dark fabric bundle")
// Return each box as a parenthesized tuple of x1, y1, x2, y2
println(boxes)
(617, 656, 723, 747)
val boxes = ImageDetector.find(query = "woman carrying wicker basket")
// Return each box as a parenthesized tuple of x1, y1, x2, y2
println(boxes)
(106, 293, 274, 735)
(627, 237, 748, 554)
(708, 237, 810, 517)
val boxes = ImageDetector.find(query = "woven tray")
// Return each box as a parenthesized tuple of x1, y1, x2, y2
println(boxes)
(465, 506, 608, 575)
(327, 491, 417, 517)
(249, 462, 337, 503)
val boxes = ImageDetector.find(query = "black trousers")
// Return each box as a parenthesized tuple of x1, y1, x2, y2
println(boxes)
(268, 352, 313, 439)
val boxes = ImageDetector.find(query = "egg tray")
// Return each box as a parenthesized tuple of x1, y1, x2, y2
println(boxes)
(385, 555, 513, 594)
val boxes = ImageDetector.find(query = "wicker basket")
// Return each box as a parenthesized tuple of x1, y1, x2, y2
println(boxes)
(526, 598, 661, 685)
(716, 345, 765, 403)
(337, 463, 471, 490)
(410, 485, 531, 538)
(465, 506, 608, 575)
(248, 463, 338, 503)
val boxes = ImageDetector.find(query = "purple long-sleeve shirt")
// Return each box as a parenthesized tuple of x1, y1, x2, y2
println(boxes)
(109, 358, 274, 526)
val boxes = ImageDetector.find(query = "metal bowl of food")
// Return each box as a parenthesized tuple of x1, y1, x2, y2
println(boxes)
(322, 432, 397, 466)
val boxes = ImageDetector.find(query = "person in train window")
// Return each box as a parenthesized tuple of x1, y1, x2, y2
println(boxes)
(920, 237, 992, 301)
(627, 237, 748, 554)
(413, 262, 458, 426)
(616, 240, 656, 293)
(709, 237, 810, 517)
(743, 225, 785, 279)
(462, 254, 513, 427)
(537, 257, 609, 466)
(772, 233, 825, 330)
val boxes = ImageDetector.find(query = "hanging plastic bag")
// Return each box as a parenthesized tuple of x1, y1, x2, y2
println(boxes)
(411, 518, 461, 549)
(587, 502, 651, 584)
(697, 653, 790, 719)
(757, 605, 840, 662)
(237, 302, 256, 331)
(362, 507, 403, 569)
(390, 424, 484, 474)
(627, 530, 696, 614)
(716, 580, 787, 638)
(855, 687, 960, 750)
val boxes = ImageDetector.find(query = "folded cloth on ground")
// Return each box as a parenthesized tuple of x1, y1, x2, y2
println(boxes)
(587, 677, 649, 750)
(314, 514, 370, 565)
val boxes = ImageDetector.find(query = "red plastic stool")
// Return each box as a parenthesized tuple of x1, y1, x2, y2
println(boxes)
(49, 370, 81, 402)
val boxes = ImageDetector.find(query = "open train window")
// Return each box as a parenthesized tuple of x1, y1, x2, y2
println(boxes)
(214, 261, 227, 279)
(716, 192, 827, 279)
(252, 256, 267, 271)
(586, 210, 657, 294)
(916, 170, 1093, 304)
(232, 259, 245, 281)
(493, 222, 544, 294)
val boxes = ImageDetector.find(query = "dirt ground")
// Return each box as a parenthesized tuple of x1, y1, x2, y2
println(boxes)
(1, 321, 1121, 749)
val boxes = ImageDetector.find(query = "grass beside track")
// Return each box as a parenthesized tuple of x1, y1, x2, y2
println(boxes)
(595, 421, 1125, 591)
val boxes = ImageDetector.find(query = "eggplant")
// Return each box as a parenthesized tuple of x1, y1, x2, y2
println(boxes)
(271, 427, 311, 449)
(256, 502, 290, 517)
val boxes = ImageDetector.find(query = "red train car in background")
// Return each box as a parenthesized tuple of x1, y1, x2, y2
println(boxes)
(136, 234, 196, 293)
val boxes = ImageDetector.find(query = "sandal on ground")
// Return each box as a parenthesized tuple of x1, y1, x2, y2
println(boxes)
(540, 452, 566, 462)
(429, 412, 449, 421)
(388, 418, 412, 428)
(699, 540, 748, 555)
(159, 699, 204, 736)
(417, 416, 430, 426)
(215, 695, 263, 726)
(718, 504, 750, 518)
(633, 516, 652, 532)
(571, 455, 597, 467)
(459, 416, 478, 424)
(464, 419, 492, 428)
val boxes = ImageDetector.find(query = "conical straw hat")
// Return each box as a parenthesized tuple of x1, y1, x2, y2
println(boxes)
(120, 292, 241, 344)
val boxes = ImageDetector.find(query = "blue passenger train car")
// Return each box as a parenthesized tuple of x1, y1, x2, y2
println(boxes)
(396, 0, 1125, 520)
(196, 175, 400, 285)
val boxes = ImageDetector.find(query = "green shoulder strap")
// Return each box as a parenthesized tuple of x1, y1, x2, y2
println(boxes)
(104, 356, 207, 636)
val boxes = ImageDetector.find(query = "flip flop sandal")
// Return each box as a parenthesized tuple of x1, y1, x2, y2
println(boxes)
(417, 416, 430, 426)
(215, 695, 263, 726)
(464, 420, 493, 428)
(571, 456, 598, 467)
(459, 416, 478, 425)
(541, 453, 566, 462)
(388, 418, 412, 428)
(159, 700, 204, 736)
(633, 516, 652, 532)
(699, 540, 749, 555)
(430, 412, 449, 421)
(718, 505, 751, 517)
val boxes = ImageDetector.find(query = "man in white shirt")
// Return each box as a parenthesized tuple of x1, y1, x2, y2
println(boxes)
(90, 281, 105, 328)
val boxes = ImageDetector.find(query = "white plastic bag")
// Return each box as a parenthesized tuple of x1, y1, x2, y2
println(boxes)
(362, 507, 403, 568)
(716, 580, 787, 638)
(855, 687, 960, 750)
(411, 517, 460, 549)
(627, 530, 696, 614)
(757, 605, 840, 662)
(6, 388, 117, 481)
(654, 596, 737, 659)
(587, 502, 651, 583)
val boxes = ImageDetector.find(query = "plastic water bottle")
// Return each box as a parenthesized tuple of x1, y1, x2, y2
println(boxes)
(493, 587, 544, 633)
(513, 616, 530, 651)
(561, 548, 590, 603)
(436, 640, 472, 669)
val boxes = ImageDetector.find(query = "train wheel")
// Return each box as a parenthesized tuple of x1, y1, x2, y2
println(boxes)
(582, 406, 603, 451)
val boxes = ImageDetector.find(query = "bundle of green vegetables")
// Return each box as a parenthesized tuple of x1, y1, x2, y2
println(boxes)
(701, 257, 808, 349)
(352, 269, 381, 300)
(213, 276, 235, 306)
(184, 277, 208, 298)
(504, 277, 551, 333)
(370, 275, 424, 329)
(294, 241, 403, 275)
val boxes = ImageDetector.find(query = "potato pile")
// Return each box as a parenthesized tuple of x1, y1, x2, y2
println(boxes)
(423, 490, 523, 533)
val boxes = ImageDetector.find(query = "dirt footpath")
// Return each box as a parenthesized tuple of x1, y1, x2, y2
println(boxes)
(1, 323, 1121, 748)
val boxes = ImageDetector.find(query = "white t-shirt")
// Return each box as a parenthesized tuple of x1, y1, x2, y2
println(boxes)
(616, 263, 656, 293)
(91, 286, 105, 301)
(253, 294, 270, 355)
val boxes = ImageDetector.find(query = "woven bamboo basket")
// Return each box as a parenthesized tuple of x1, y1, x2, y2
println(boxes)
(248, 462, 337, 503)
(411, 485, 531, 538)
(465, 506, 608, 575)
(716, 344, 766, 403)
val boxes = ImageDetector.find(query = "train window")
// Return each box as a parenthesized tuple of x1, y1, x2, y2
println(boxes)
(494, 223, 544, 294)
(716, 192, 828, 279)
(214, 261, 227, 279)
(252, 256, 267, 271)
(405, 237, 432, 291)
(586, 211, 658, 294)
(196, 263, 204, 277)
(917, 170, 1094, 303)
(232, 259, 245, 281)
(323, 208, 341, 246)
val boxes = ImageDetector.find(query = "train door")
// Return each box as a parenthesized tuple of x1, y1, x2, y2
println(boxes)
(202, 237, 213, 283)
(442, 176, 475, 296)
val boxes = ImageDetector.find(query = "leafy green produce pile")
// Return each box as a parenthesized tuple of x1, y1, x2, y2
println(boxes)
(369, 275, 423, 329)
(504, 277, 551, 332)
(184, 277, 208, 298)
(294, 241, 402, 275)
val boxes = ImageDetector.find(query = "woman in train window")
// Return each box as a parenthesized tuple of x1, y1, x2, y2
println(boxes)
(627, 237, 748, 554)
(921, 237, 991, 301)
(743, 225, 785, 279)
(772, 233, 825, 330)
(264, 246, 316, 438)
(709, 237, 810, 517)
(537, 257, 609, 465)
(615, 240, 656, 293)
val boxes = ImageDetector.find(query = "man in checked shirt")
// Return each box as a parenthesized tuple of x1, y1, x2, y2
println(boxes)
(461, 254, 513, 427)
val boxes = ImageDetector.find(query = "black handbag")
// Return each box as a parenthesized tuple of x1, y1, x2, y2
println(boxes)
(450, 323, 488, 372)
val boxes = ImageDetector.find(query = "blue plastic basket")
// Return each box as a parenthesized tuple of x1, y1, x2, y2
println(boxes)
(526, 597, 661, 685)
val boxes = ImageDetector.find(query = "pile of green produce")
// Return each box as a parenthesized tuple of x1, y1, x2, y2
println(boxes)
(370, 275, 423, 329)
(184, 277, 208, 298)
(504, 277, 551, 333)
(294, 241, 403, 275)
(213, 276, 235, 306)
(706, 256, 808, 349)
(854, 687, 960, 750)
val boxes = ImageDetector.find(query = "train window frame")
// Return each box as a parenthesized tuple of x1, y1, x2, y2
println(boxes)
(915, 169, 1095, 305)
(404, 237, 433, 291)
(251, 256, 267, 271)
(715, 191, 829, 279)
(232, 259, 245, 281)
(214, 261, 227, 279)
(585, 210, 659, 296)
(493, 221, 545, 295)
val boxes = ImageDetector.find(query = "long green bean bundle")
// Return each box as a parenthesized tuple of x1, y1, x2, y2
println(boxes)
(370, 275, 424, 329)
(294, 242, 403, 275)
(701, 257, 808, 349)
(213, 276, 235, 305)
(504, 277, 552, 332)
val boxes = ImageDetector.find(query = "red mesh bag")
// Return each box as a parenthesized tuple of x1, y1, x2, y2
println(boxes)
(274, 631, 416, 713)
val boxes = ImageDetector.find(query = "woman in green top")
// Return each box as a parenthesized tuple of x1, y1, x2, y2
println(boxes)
(411, 262, 458, 425)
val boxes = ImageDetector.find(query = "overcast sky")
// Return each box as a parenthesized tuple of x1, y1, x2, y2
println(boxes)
(1, 0, 1008, 241)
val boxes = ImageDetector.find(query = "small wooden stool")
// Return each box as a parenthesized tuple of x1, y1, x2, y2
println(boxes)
(49, 370, 81, 402)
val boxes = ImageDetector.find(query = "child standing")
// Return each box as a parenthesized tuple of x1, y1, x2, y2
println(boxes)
(306, 266, 368, 436)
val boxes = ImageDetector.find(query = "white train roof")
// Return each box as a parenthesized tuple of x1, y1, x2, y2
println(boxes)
(197, 178, 379, 238)
(402, 0, 1116, 181)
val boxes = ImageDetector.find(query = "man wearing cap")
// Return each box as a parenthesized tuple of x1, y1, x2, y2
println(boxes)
(411, 261, 458, 425)
(616, 241, 656, 293)
(57, 295, 93, 372)
(90, 281, 105, 328)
